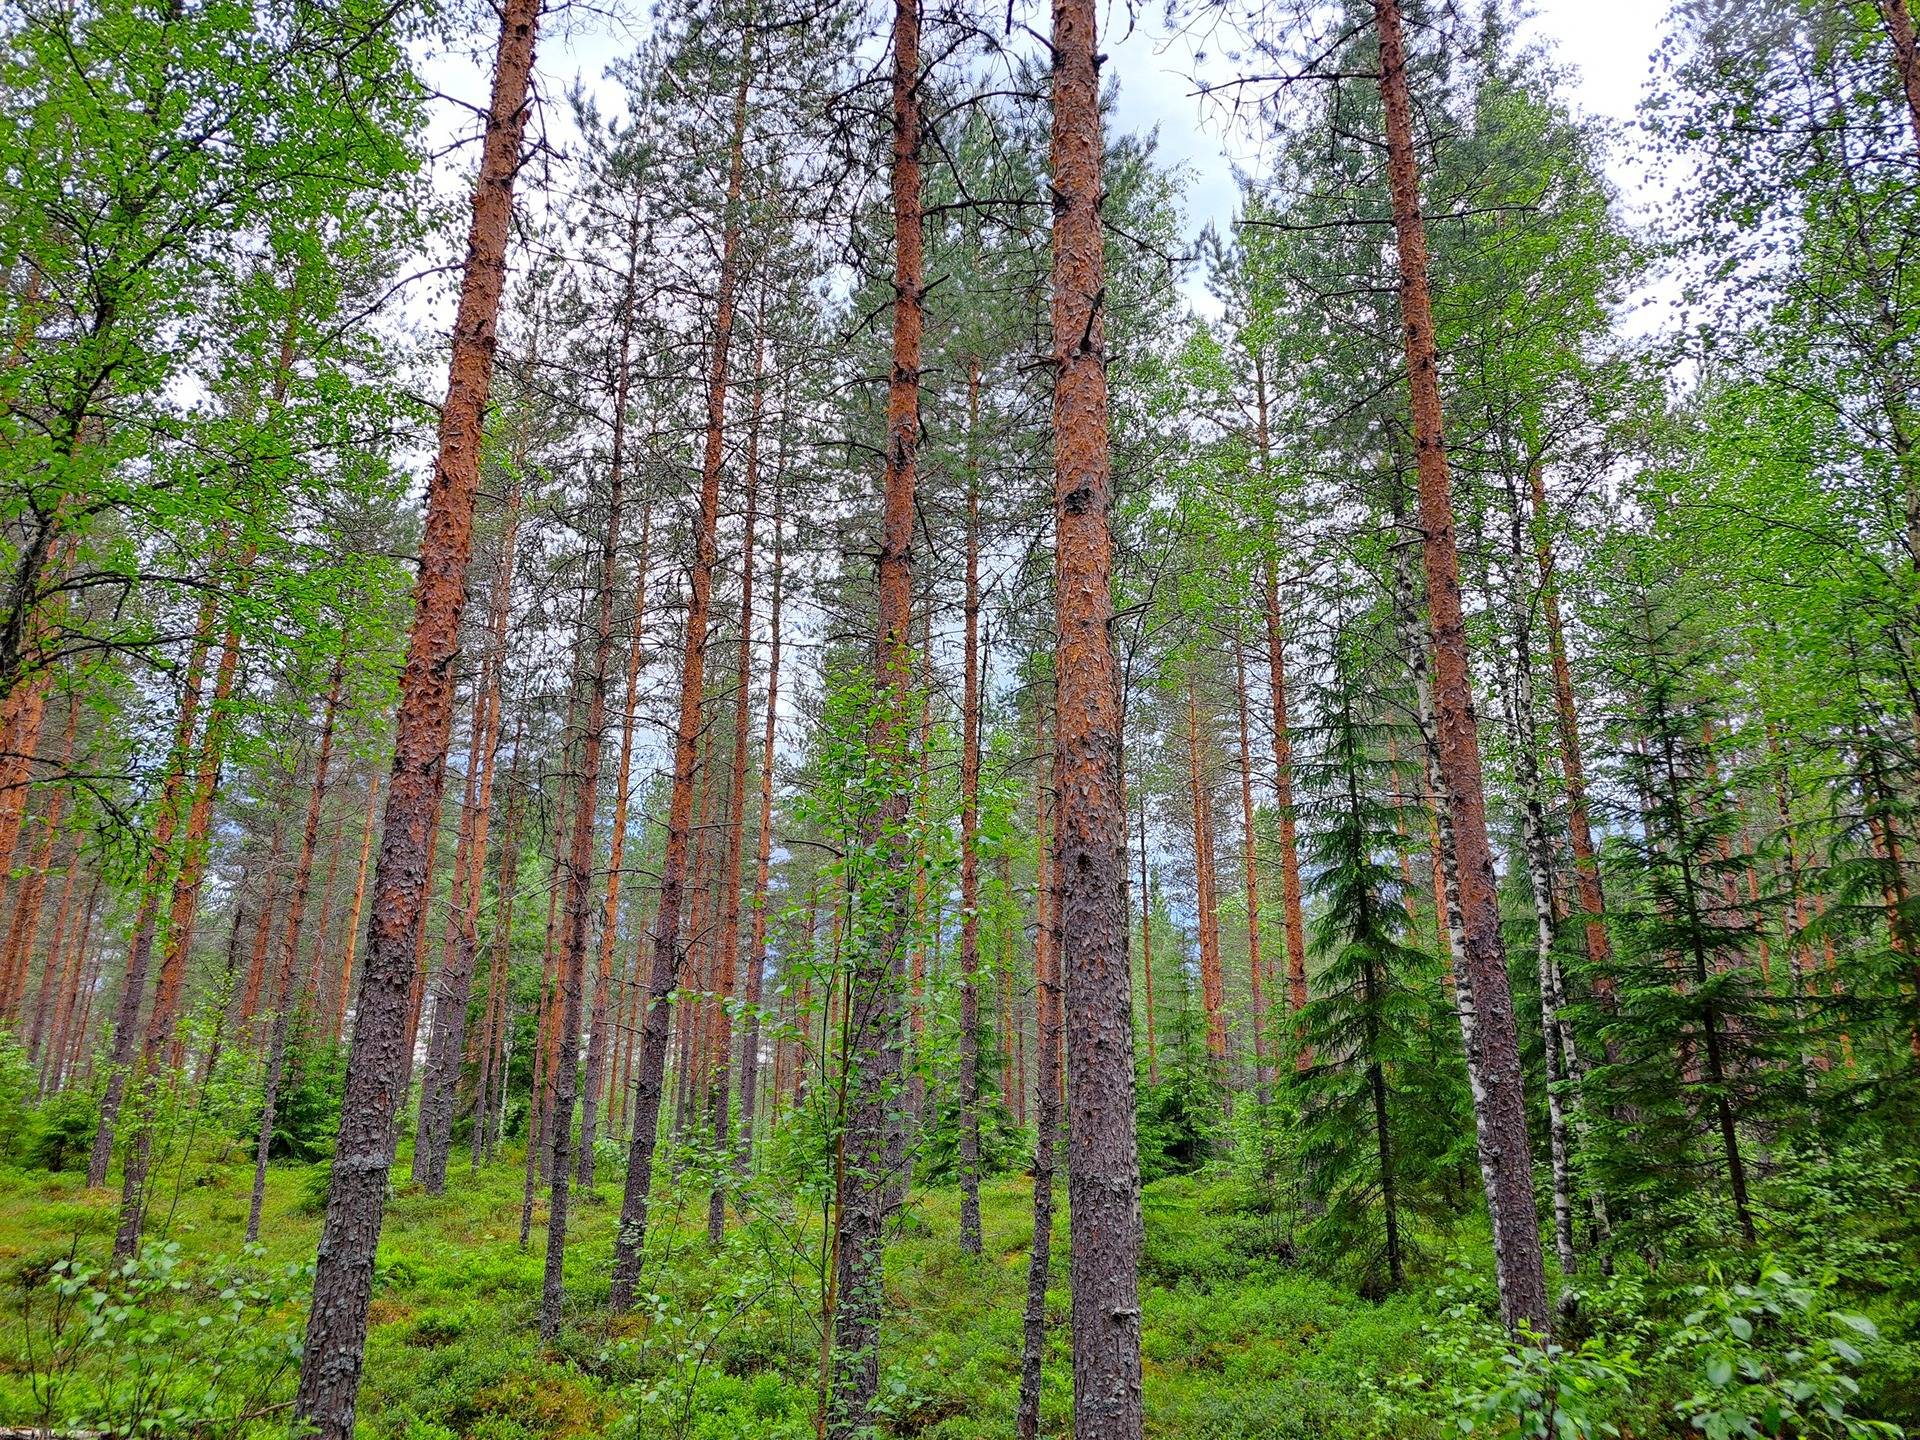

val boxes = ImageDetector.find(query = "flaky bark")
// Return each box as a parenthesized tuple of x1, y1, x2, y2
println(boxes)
(294, 0, 540, 1420)
(1051, 0, 1146, 1422)
(609, 29, 752, 1313)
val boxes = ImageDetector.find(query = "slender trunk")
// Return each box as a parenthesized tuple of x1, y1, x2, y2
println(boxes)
(740, 460, 784, 1170)
(708, 325, 765, 1237)
(1526, 467, 1613, 1009)
(1051, 0, 1146, 1420)
(609, 30, 752, 1312)
(247, 648, 345, 1246)
(294, 0, 541, 1419)
(581, 495, 650, 1184)
(1255, 422, 1309, 1054)
(41, 874, 100, 1094)
(827, 1, 920, 1423)
(1235, 637, 1268, 1098)
(957, 361, 985, 1253)
(474, 738, 524, 1168)
(1372, 0, 1549, 1335)
(88, 598, 217, 1187)
(1186, 673, 1226, 1064)
(1017, 719, 1061, 1440)
(335, 776, 381, 1044)
(114, 577, 250, 1255)
(577, 226, 646, 1193)
(542, 406, 630, 1335)
(1138, 776, 1158, 1084)
(417, 487, 521, 1192)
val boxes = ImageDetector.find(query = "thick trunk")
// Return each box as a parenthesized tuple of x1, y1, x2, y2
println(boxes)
(1017, 726, 1062, 1440)
(830, 0, 919, 1420)
(957, 360, 985, 1253)
(1050, 0, 1147, 1422)
(609, 31, 752, 1312)
(1372, 0, 1549, 1336)
(247, 649, 345, 1247)
(294, 0, 540, 1421)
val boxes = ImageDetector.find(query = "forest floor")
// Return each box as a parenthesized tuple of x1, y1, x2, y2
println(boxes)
(3, 1140, 1917, 1439)
(0, 1143, 1441, 1440)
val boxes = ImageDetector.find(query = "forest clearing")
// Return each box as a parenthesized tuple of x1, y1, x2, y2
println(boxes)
(3, 0, 1920, 1432)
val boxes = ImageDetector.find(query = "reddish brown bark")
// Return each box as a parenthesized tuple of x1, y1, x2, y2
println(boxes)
(295, 0, 541, 1418)
(41, 872, 99, 1093)
(2, 701, 70, 1024)
(1880, 0, 1920, 157)
(1372, 0, 1548, 1335)
(609, 30, 753, 1312)
(1051, 0, 1146, 1416)
(27, 843, 81, 1063)
(0, 663, 53, 898)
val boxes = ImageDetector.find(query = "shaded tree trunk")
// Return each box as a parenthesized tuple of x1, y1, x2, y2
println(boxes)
(957, 358, 985, 1253)
(740, 461, 784, 1170)
(1017, 715, 1061, 1440)
(1186, 672, 1226, 1064)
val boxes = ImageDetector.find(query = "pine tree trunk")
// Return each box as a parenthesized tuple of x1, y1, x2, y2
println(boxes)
(1371, 0, 1549, 1336)
(740, 463, 784, 1171)
(580, 494, 650, 1186)
(247, 647, 345, 1247)
(1880, 0, 1920, 156)
(417, 485, 521, 1192)
(1051, 0, 1147, 1418)
(41, 873, 99, 1094)
(88, 597, 217, 1187)
(1235, 636, 1269, 1098)
(957, 358, 985, 1254)
(1138, 777, 1158, 1085)
(1187, 672, 1226, 1064)
(335, 776, 379, 1043)
(609, 31, 753, 1313)
(708, 326, 765, 1239)
(542, 404, 631, 1334)
(114, 570, 250, 1255)
(294, 0, 540, 1419)
(830, 0, 920, 1420)
(1017, 718, 1061, 1440)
